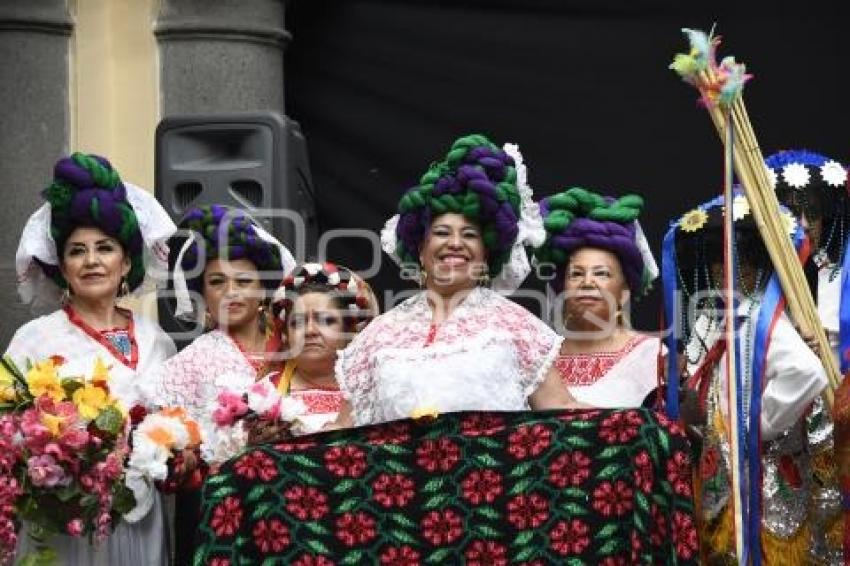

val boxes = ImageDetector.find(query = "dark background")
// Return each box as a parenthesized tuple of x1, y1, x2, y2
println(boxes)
(283, 0, 847, 330)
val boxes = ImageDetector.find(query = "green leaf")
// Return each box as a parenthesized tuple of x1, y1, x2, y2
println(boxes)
(598, 538, 624, 554)
(336, 497, 359, 513)
(509, 461, 534, 477)
(474, 453, 500, 467)
(391, 513, 416, 528)
(17, 547, 58, 566)
(473, 506, 500, 520)
(211, 485, 238, 500)
(421, 477, 445, 492)
(381, 443, 408, 455)
(513, 530, 534, 545)
(562, 502, 588, 515)
(294, 470, 321, 485)
(93, 404, 124, 435)
(112, 483, 136, 515)
(292, 454, 320, 468)
(307, 539, 331, 555)
(245, 485, 268, 503)
(340, 550, 364, 564)
(423, 494, 451, 509)
(55, 484, 80, 503)
(474, 525, 500, 538)
(508, 477, 533, 495)
(391, 529, 418, 544)
(568, 420, 595, 429)
(596, 464, 622, 480)
(251, 501, 275, 520)
(305, 521, 331, 535)
(597, 445, 626, 459)
(262, 558, 281, 566)
(562, 487, 586, 499)
(635, 491, 650, 513)
(566, 559, 585, 566)
(595, 523, 619, 539)
(657, 428, 671, 454)
(192, 545, 208, 566)
(565, 436, 593, 448)
(513, 546, 537, 562)
(476, 437, 500, 448)
(333, 479, 357, 493)
(61, 378, 84, 399)
(204, 473, 229, 487)
(426, 548, 453, 563)
(385, 460, 411, 473)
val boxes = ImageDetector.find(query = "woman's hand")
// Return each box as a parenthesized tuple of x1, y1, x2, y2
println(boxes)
(529, 367, 593, 410)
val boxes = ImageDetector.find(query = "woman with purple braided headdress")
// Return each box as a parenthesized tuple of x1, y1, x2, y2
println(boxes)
(332, 134, 585, 428)
(7, 153, 177, 565)
(532, 187, 661, 408)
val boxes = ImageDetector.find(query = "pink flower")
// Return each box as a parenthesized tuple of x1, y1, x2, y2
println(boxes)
(213, 391, 250, 427)
(66, 518, 84, 536)
(27, 454, 69, 487)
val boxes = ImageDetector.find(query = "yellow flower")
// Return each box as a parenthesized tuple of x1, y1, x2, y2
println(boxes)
(26, 360, 65, 402)
(0, 363, 17, 402)
(679, 208, 709, 233)
(91, 357, 111, 387)
(72, 384, 109, 420)
(41, 412, 66, 436)
(411, 406, 440, 420)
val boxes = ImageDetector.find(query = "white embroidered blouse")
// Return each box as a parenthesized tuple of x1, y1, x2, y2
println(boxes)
(336, 287, 563, 426)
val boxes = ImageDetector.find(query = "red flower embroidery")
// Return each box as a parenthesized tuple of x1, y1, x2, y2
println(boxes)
(372, 473, 415, 508)
(700, 446, 720, 480)
(649, 504, 667, 547)
(421, 508, 463, 546)
(672, 510, 699, 559)
(600, 557, 627, 566)
(367, 422, 411, 445)
(654, 411, 686, 437)
(290, 555, 335, 566)
(335, 512, 377, 547)
(549, 519, 590, 555)
(778, 454, 803, 489)
(592, 480, 634, 517)
(630, 528, 643, 561)
(598, 411, 643, 444)
(558, 409, 602, 422)
(461, 469, 503, 505)
(208, 558, 230, 566)
(632, 450, 654, 493)
(210, 496, 242, 538)
(464, 540, 507, 566)
(460, 413, 506, 436)
(324, 445, 367, 478)
(252, 518, 290, 553)
(548, 450, 591, 488)
(284, 485, 329, 521)
(274, 439, 317, 453)
(508, 424, 552, 459)
(666, 450, 693, 497)
(507, 493, 549, 529)
(233, 451, 278, 482)
(379, 545, 421, 566)
(415, 438, 459, 472)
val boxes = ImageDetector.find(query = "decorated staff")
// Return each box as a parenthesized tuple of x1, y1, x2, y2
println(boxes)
(670, 28, 840, 404)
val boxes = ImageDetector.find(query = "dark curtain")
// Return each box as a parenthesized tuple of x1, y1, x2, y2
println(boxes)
(284, 0, 848, 329)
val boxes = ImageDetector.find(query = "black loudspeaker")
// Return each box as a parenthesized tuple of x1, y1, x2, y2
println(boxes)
(154, 112, 317, 345)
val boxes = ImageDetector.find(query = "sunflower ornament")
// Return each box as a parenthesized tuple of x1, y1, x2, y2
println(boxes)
(679, 208, 709, 232)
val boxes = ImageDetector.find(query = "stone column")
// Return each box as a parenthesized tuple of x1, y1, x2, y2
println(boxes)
(155, 0, 290, 117)
(0, 0, 73, 346)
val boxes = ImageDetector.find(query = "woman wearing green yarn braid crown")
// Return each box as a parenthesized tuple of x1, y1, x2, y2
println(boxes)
(7, 153, 178, 565)
(332, 134, 586, 428)
(533, 188, 662, 408)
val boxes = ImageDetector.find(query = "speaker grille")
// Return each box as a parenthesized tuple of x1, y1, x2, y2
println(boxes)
(173, 181, 203, 214)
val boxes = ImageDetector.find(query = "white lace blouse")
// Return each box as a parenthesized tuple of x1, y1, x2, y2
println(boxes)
(336, 287, 563, 426)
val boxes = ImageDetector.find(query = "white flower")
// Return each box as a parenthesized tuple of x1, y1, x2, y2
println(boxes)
(246, 378, 282, 415)
(732, 194, 751, 221)
(126, 435, 170, 480)
(781, 211, 798, 235)
(123, 470, 155, 523)
(821, 160, 847, 187)
(782, 162, 810, 188)
(200, 422, 248, 465)
(765, 165, 778, 190)
(137, 413, 190, 450)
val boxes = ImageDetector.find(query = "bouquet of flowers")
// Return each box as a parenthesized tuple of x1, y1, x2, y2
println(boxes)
(123, 407, 202, 522)
(201, 374, 306, 466)
(0, 355, 134, 565)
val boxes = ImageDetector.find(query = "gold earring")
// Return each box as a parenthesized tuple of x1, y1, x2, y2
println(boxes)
(119, 277, 130, 297)
(419, 270, 428, 288)
(204, 310, 215, 330)
(60, 288, 71, 306)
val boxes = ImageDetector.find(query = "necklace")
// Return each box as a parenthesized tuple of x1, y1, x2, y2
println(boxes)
(227, 332, 268, 374)
(64, 305, 139, 369)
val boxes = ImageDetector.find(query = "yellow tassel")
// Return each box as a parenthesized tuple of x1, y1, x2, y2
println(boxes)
(810, 448, 837, 485)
